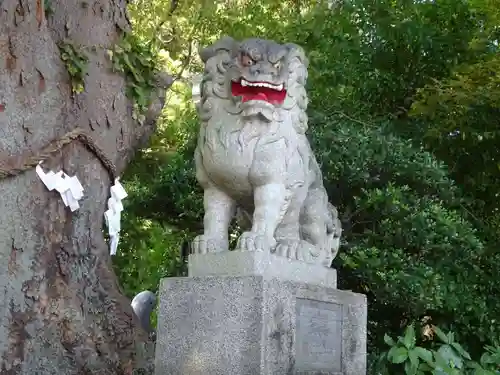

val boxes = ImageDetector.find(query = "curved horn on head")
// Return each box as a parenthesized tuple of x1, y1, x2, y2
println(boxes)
(284, 43, 309, 68)
(199, 36, 239, 63)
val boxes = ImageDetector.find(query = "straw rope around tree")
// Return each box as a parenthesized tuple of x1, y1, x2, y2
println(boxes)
(0, 128, 117, 181)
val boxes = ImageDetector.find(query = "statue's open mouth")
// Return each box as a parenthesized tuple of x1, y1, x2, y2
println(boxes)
(231, 78, 286, 105)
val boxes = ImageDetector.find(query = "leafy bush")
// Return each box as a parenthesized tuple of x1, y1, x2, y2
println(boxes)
(112, 213, 187, 299)
(374, 325, 500, 375)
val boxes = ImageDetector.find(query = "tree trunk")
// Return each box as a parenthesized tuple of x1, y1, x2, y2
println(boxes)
(0, 0, 169, 373)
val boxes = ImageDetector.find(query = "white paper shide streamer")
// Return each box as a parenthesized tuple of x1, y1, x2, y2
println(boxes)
(36, 162, 127, 255)
(36, 162, 84, 212)
(104, 179, 128, 256)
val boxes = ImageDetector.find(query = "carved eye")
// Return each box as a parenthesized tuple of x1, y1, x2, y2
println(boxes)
(273, 61, 282, 69)
(241, 54, 255, 67)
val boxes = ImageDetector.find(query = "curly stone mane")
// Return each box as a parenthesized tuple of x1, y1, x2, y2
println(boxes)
(197, 37, 309, 136)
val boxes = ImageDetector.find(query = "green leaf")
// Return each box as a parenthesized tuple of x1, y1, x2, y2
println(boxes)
(67, 65, 78, 75)
(434, 327, 450, 344)
(451, 342, 471, 360)
(384, 333, 397, 347)
(473, 369, 496, 375)
(121, 52, 135, 72)
(73, 57, 87, 71)
(134, 71, 146, 84)
(137, 54, 152, 66)
(419, 362, 434, 371)
(121, 39, 132, 52)
(405, 358, 418, 375)
(409, 349, 420, 365)
(437, 344, 463, 369)
(406, 349, 420, 375)
(388, 346, 409, 364)
(447, 331, 455, 344)
(414, 347, 434, 364)
(403, 325, 417, 349)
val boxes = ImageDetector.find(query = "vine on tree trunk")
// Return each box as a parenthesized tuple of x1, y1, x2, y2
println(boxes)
(58, 39, 89, 94)
(44, 0, 53, 16)
(107, 34, 160, 125)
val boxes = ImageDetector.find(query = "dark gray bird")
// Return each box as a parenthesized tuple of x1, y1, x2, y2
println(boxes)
(131, 290, 157, 335)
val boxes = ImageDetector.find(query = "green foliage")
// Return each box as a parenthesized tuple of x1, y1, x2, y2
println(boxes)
(120, 100, 201, 227)
(44, 0, 53, 15)
(109, 34, 160, 123)
(58, 39, 88, 93)
(112, 212, 187, 299)
(409, 19, 500, 220)
(127, 0, 318, 61)
(111, 213, 187, 330)
(375, 325, 500, 375)
(123, 146, 202, 231)
(291, 0, 482, 119)
(310, 115, 498, 350)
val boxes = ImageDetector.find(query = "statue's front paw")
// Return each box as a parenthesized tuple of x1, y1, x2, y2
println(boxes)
(236, 231, 275, 252)
(275, 239, 321, 263)
(192, 235, 228, 254)
(275, 239, 302, 260)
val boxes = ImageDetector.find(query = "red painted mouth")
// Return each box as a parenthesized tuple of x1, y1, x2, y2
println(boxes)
(231, 79, 286, 105)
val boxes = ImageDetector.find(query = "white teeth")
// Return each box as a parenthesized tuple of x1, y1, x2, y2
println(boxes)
(240, 79, 283, 90)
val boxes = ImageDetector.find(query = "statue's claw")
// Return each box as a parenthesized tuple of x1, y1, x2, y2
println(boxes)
(275, 239, 322, 264)
(236, 231, 275, 252)
(275, 239, 302, 260)
(192, 235, 228, 254)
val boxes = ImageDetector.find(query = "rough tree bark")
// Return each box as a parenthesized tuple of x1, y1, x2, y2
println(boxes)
(0, 0, 170, 373)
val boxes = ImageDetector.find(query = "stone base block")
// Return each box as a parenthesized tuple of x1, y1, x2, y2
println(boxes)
(188, 250, 337, 289)
(155, 258, 367, 375)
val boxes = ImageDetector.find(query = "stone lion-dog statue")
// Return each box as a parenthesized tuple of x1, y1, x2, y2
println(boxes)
(192, 36, 342, 267)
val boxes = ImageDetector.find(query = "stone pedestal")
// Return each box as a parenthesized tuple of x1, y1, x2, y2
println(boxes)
(154, 250, 367, 375)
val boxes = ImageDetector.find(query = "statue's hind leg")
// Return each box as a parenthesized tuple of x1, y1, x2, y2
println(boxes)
(274, 206, 301, 260)
(300, 187, 328, 246)
(300, 187, 341, 267)
(274, 187, 314, 262)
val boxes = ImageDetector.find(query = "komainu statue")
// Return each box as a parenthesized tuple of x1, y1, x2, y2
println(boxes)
(192, 36, 342, 267)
